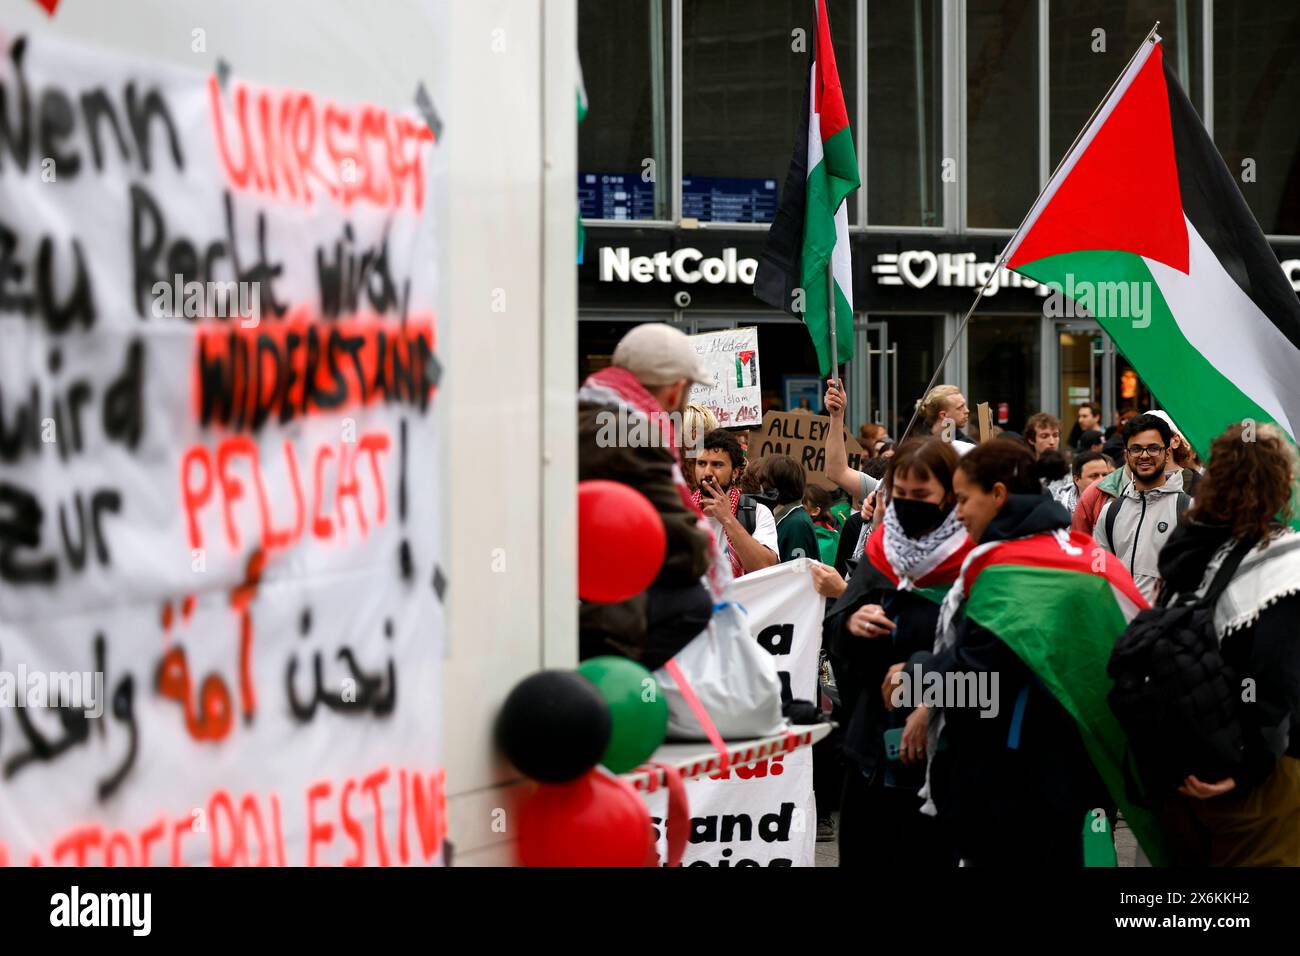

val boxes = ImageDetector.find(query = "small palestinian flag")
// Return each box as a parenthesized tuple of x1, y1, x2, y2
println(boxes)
(952, 529, 1170, 864)
(1005, 35, 1300, 458)
(754, 0, 858, 376)
(735, 350, 758, 388)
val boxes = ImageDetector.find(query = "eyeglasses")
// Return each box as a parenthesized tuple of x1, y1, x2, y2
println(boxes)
(1126, 444, 1167, 458)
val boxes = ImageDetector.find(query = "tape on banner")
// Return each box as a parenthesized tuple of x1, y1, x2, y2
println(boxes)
(663, 658, 730, 776)
(646, 761, 690, 867)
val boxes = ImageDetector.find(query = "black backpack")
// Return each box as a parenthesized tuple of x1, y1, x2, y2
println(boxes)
(735, 495, 758, 536)
(1106, 537, 1256, 807)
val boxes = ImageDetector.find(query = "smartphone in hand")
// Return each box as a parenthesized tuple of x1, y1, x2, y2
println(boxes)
(883, 727, 903, 761)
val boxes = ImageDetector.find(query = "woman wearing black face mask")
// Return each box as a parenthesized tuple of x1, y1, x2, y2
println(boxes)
(824, 438, 971, 868)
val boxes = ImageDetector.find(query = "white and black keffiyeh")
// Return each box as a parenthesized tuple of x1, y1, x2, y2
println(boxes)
(1187, 528, 1300, 640)
(882, 499, 966, 586)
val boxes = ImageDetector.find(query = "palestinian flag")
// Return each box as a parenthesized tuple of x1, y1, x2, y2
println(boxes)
(1005, 35, 1300, 460)
(865, 526, 973, 604)
(952, 529, 1171, 864)
(735, 349, 758, 388)
(754, 0, 858, 376)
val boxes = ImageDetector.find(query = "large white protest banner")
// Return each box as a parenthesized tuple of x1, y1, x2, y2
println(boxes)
(687, 326, 762, 428)
(0, 28, 445, 866)
(645, 560, 825, 866)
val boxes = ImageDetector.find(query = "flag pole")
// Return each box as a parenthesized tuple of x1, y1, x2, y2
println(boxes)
(895, 21, 1162, 447)
(828, 263, 839, 391)
(822, 0, 841, 397)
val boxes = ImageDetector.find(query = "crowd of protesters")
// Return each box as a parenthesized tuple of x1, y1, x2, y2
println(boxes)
(576, 324, 1300, 867)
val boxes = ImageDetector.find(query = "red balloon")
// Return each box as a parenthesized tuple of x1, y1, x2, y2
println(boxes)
(578, 480, 667, 603)
(518, 769, 655, 867)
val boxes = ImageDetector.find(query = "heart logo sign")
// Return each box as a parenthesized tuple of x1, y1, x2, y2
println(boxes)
(897, 250, 938, 288)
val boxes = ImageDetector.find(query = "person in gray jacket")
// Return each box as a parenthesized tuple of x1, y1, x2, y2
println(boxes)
(1094, 414, 1191, 603)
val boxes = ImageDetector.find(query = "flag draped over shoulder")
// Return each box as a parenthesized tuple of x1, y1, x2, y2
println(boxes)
(1004, 35, 1300, 461)
(754, 0, 858, 376)
(951, 530, 1172, 865)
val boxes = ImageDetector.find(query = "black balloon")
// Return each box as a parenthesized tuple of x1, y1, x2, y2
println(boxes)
(495, 671, 612, 782)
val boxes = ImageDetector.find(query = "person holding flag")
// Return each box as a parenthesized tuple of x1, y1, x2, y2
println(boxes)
(754, 0, 857, 381)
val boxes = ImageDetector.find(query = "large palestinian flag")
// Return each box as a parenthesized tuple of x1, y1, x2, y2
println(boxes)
(1005, 36, 1300, 458)
(754, 0, 858, 376)
(952, 529, 1170, 865)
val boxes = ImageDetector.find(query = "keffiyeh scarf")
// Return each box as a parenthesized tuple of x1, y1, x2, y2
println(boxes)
(690, 484, 745, 579)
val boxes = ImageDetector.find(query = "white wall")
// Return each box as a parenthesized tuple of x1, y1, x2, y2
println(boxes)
(7, 0, 576, 866)
(440, 0, 577, 865)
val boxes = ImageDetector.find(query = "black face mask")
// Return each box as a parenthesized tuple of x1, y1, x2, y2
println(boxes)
(893, 497, 948, 538)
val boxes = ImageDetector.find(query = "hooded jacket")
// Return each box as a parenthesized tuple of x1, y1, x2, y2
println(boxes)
(1094, 469, 1188, 603)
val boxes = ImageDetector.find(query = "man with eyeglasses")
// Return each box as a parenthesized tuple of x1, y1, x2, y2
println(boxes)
(1093, 413, 1191, 602)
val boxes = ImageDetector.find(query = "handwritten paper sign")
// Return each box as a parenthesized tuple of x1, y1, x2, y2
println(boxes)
(0, 30, 446, 866)
(688, 327, 762, 428)
(747, 411, 868, 493)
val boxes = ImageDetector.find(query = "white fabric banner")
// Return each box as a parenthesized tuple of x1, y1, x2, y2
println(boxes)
(0, 28, 444, 866)
(645, 560, 826, 866)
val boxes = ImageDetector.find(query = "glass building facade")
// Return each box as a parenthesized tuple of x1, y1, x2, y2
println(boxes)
(578, 0, 1300, 440)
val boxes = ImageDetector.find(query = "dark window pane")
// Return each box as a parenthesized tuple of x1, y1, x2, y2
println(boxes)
(1049, 0, 1203, 169)
(578, 317, 674, 381)
(683, 0, 857, 224)
(890, 316, 945, 436)
(968, 314, 1041, 430)
(578, 0, 672, 220)
(967, 0, 1039, 228)
(867, 0, 941, 226)
(1214, 1, 1300, 235)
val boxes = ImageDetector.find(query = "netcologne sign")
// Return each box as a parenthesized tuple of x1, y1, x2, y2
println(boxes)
(599, 246, 759, 285)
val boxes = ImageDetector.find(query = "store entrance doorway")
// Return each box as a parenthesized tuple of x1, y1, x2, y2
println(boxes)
(1055, 319, 1108, 432)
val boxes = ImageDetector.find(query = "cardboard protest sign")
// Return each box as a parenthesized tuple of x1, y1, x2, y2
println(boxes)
(747, 411, 867, 493)
(688, 327, 762, 428)
(644, 560, 824, 867)
(0, 30, 445, 866)
(978, 402, 992, 442)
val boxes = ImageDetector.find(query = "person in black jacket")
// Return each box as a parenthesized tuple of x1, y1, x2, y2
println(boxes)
(1153, 423, 1300, 866)
(825, 439, 970, 868)
(905, 440, 1112, 866)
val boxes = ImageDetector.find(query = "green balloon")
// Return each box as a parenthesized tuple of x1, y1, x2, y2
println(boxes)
(577, 657, 668, 773)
